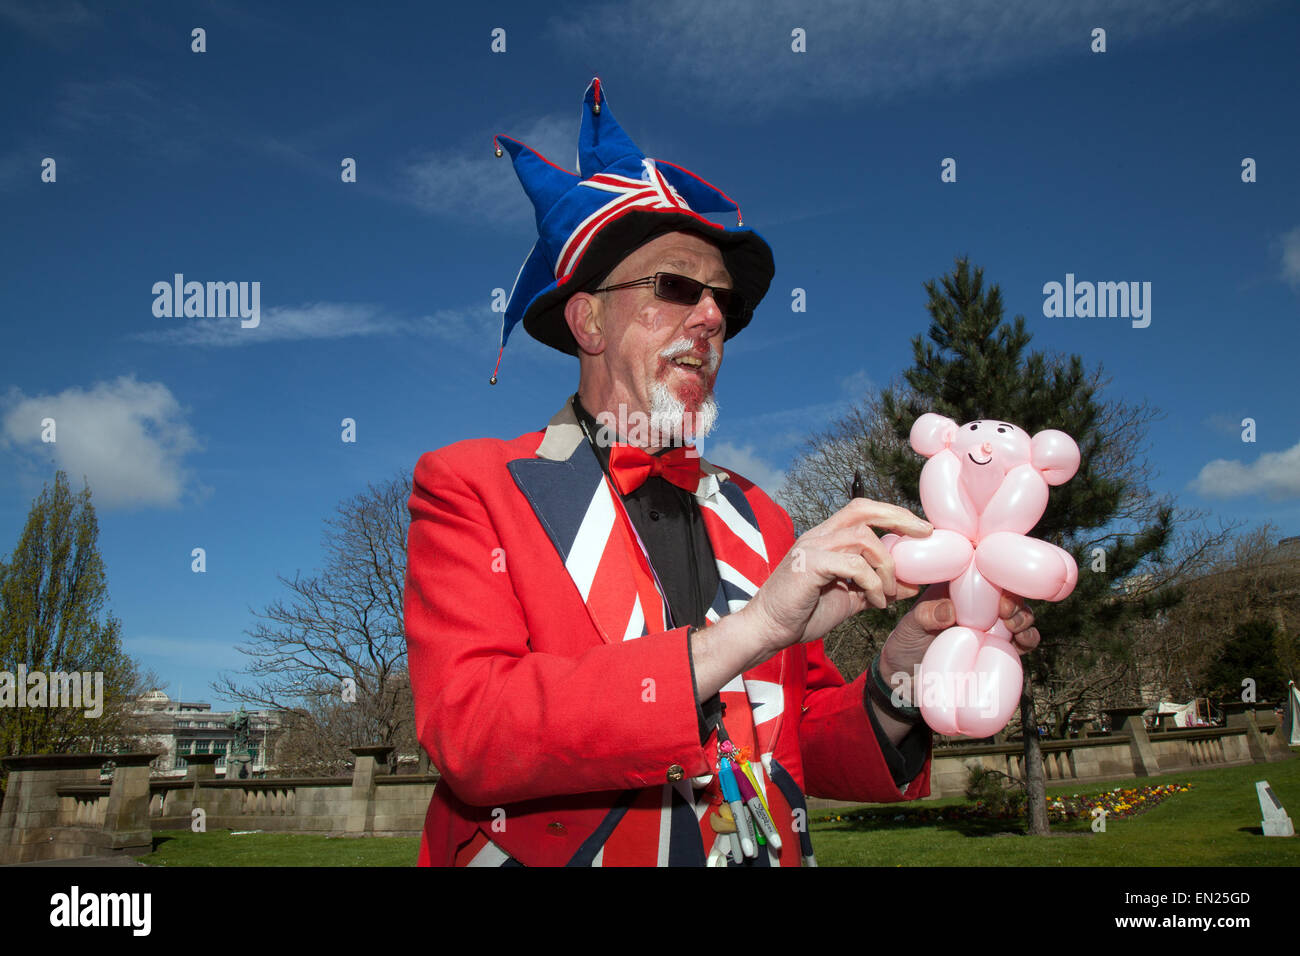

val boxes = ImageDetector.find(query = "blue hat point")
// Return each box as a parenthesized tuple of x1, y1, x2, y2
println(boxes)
(489, 77, 774, 384)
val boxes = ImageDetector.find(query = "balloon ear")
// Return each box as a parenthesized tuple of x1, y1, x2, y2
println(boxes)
(1031, 429, 1080, 485)
(910, 413, 958, 457)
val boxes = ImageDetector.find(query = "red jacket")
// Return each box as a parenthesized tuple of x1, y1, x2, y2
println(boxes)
(404, 398, 932, 865)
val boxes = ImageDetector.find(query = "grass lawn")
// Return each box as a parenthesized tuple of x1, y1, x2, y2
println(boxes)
(137, 753, 1299, 866)
(809, 751, 1300, 866)
(142, 830, 419, 866)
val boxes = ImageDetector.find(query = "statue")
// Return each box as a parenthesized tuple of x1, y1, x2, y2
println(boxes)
(224, 707, 253, 779)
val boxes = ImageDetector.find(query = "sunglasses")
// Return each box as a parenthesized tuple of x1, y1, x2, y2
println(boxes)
(589, 272, 748, 323)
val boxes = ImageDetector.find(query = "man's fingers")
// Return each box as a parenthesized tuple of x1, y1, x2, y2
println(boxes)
(913, 597, 955, 633)
(815, 551, 888, 609)
(800, 526, 898, 598)
(816, 498, 932, 540)
(999, 592, 1021, 619)
(999, 593, 1035, 634)
(1011, 627, 1040, 655)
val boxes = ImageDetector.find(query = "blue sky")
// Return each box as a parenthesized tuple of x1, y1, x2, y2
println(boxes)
(2, 0, 1297, 708)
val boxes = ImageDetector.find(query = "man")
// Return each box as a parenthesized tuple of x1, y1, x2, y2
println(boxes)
(404, 78, 1039, 866)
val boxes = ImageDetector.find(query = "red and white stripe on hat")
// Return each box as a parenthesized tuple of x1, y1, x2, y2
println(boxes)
(555, 158, 693, 281)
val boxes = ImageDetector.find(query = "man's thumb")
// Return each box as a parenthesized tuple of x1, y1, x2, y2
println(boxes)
(919, 598, 955, 632)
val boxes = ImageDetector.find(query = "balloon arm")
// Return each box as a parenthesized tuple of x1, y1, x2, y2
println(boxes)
(919, 451, 978, 540)
(886, 530, 974, 585)
(976, 464, 1047, 538)
(975, 533, 1075, 601)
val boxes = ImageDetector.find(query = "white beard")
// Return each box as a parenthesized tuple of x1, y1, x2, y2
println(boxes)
(649, 382, 718, 444)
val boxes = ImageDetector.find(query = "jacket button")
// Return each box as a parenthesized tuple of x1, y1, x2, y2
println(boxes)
(546, 821, 567, 835)
(666, 764, 685, 782)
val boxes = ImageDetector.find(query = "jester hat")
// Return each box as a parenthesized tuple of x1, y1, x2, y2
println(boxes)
(490, 77, 775, 382)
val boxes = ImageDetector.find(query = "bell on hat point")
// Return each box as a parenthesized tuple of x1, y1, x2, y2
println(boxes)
(494, 146, 503, 158)
(592, 102, 601, 115)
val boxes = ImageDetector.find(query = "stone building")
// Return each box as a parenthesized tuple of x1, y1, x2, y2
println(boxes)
(131, 690, 281, 777)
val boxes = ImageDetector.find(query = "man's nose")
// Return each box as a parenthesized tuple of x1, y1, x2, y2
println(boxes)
(981, 441, 993, 454)
(684, 291, 725, 337)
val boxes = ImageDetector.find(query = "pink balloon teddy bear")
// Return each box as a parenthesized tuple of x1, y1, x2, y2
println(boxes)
(881, 414, 1080, 737)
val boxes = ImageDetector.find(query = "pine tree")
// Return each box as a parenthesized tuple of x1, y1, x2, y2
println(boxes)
(868, 258, 1178, 834)
(1200, 619, 1286, 702)
(0, 471, 140, 767)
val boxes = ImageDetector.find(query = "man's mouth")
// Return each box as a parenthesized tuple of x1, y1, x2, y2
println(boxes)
(968, 453, 992, 465)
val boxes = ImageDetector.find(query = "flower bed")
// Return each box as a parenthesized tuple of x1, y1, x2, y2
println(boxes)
(1046, 783, 1192, 822)
(816, 783, 1193, 825)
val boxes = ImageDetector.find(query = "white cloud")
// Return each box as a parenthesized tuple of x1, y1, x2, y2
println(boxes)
(1, 376, 200, 510)
(1280, 226, 1300, 290)
(704, 440, 788, 500)
(1200, 413, 1248, 439)
(720, 399, 847, 435)
(0, 0, 100, 44)
(1189, 439, 1300, 501)
(546, 0, 1244, 113)
(401, 113, 575, 225)
(839, 367, 876, 399)
(134, 302, 483, 348)
(127, 634, 242, 662)
(136, 302, 397, 347)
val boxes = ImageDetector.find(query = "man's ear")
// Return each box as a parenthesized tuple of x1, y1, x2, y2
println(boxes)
(564, 293, 606, 355)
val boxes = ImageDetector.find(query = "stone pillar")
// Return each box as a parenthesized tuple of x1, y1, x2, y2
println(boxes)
(101, 752, 159, 856)
(1251, 701, 1293, 760)
(1105, 706, 1160, 777)
(172, 752, 221, 824)
(185, 752, 220, 781)
(1223, 701, 1272, 763)
(346, 745, 394, 836)
(0, 754, 110, 864)
(225, 752, 252, 780)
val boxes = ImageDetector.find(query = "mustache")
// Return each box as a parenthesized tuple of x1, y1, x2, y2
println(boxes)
(659, 338, 720, 373)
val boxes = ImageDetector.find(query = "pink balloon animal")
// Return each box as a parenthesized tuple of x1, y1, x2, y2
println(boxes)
(881, 414, 1080, 737)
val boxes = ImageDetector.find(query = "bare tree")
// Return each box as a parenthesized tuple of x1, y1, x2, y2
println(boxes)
(213, 472, 418, 776)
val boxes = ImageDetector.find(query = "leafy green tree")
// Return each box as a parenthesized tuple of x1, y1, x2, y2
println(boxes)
(1199, 619, 1286, 703)
(0, 471, 141, 770)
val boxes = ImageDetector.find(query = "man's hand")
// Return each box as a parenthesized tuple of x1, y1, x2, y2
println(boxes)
(738, 498, 933, 658)
(869, 582, 1040, 745)
(878, 581, 1041, 690)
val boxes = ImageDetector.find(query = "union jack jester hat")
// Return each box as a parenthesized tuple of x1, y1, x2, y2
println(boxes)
(489, 77, 775, 383)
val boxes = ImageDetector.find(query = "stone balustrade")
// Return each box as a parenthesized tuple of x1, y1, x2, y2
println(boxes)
(1, 746, 438, 864)
(2, 705, 1293, 862)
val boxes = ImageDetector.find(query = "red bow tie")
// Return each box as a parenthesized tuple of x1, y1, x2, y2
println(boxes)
(607, 443, 702, 496)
